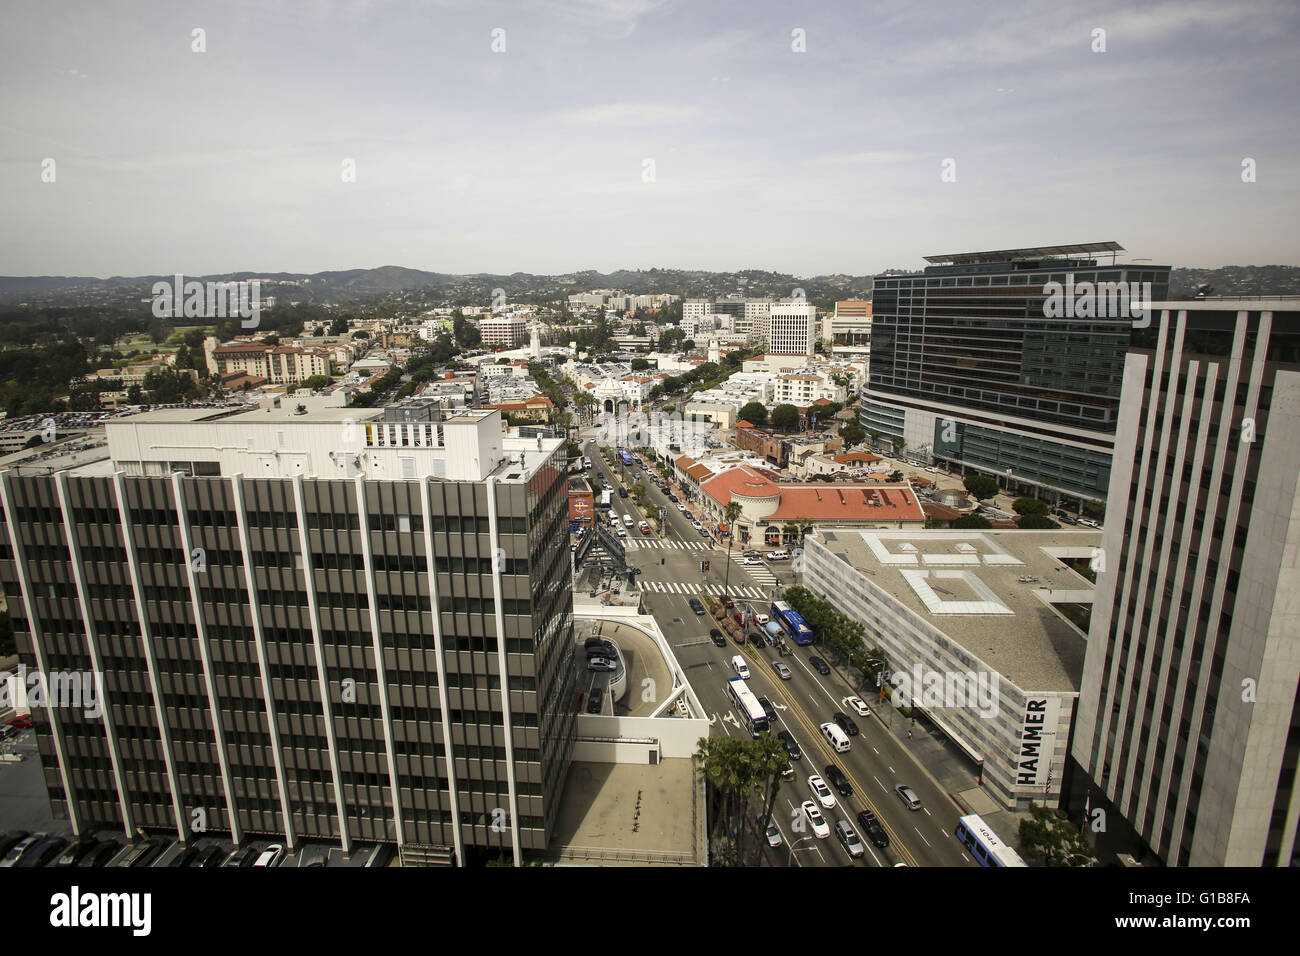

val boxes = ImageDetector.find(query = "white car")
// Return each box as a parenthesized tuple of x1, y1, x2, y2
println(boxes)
(801, 800, 831, 839)
(678, 503, 690, 513)
(253, 844, 285, 867)
(754, 613, 769, 626)
(845, 696, 872, 718)
(808, 774, 837, 810)
(743, 555, 763, 566)
(691, 521, 703, 531)
(615, 526, 627, 537)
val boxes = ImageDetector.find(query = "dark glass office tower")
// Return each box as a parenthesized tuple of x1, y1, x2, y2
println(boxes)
(860, 243, 1170, 505)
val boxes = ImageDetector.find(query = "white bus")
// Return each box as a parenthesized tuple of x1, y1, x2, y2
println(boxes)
(727, 676, 769, 737)
(955, 814, 1027, 867)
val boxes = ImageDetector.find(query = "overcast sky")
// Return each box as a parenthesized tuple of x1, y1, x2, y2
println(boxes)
(2, 0, 1297, 277)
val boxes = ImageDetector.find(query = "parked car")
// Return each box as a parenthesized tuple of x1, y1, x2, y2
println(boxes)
(721, 596, 735, 610)
(833, 711, 860, 736)
(5, 714, 33, 729)
(198, 846, 227, 868)
(0, 832, 29, 859)
(709, 628, 727, 647)
(846, 696, 872, 718)
(894, 784, 922, 811)
(809, 656, 830, 675)
(823, 763, 853, 797)
(253, 844, 285, 868)
(78, 840, 122, 867)
(776, 730, 801, 760)
(691, 521, 703, 531)
(0, 834, 41, 867)
(772, 660, 792, 680)
(51, 839, 100, 868)
(801, 801, 830, 839)
(18, 836, 68, 868)
(586, 688, 604, 714)
(587, 657, 615, 672)
(808, 774, 837, 810)
(170, 846, 202, 868)
(733, 612, 744, 627)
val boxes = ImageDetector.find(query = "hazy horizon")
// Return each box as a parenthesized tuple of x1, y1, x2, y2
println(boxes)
(3, 0, 1298, 277)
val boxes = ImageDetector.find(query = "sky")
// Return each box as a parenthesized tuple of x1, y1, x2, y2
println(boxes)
(1, 0, 1297, 278)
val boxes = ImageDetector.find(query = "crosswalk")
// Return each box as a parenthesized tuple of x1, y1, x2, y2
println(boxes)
(623, 538, 712, 551)
(729, 553, 778, 585)
(640, 581, 768, 599)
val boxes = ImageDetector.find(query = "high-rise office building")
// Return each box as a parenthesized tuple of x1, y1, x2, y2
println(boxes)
(860, 243, 1170, 506)
(766, 303, 817, 358)
(0, 400, 574, 866)
(1073, 298, 1300, 866)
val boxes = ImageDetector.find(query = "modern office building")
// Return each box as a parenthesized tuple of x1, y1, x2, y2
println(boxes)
(0, 399, 575, 866)
(1072, 297, 1300, 867)
(766, 303, 817, 358)
(860, 243, 1171, 507)
(802, 528, 1101, 807)
(825, 300, 872, 350)
(479, 315, 530, 349)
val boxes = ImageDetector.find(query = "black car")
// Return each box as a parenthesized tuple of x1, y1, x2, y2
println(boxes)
(758, 696, 777, 725)
(833, 711, 860, 736)
(0, 832, 29, 859)
(18, 836, 68, 868)
(709, 628, 726, 647)
(51, 839, 100, 868)
(586, 688, 604, 714)
(747, 632, 764, 649)
(809, 656, 830, 675)
(689, 597, 705, 616)
(170, 846, 202, 867)
(856, 810, 890, 849)
(668, 494, 678, 502)
(198, 846, 227, 868)
(776, 730, 801, 760)
(618, 488, 629, 497)
(823, 763, 854, 797)
(78, 840, 122, 868)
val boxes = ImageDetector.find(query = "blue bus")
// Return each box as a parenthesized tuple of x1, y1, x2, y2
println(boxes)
(771, 601, 814, 645)
(955, 814, 1027, 867)
(618, 449, 634, 466)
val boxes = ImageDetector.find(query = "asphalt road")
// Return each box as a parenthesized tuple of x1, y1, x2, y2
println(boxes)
(578, 434, 977, 868)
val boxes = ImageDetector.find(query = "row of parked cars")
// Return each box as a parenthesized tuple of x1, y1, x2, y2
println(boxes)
(0, 831, 287, 868)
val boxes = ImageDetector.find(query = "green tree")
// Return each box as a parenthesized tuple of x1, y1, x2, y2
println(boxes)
(964, 473, 1000, 500)
(867, 428, 881, 450)
(770, 404, 799, 431)
(890, 435, 905, 456)
(1013, 497, 1050, 516)
(693, 732, 786, 866)
(738, 402, 768, 426)
(352, 330, 370, 340)
(1019, 803, 1096, 866)
(1017, 514, 1059, 530)
(630, 358, 651, 371)
(951, 513, 993, 529)
(301, 375, 331, 391)
(839, 421, 865, 446)
(329, 316, 348, 336)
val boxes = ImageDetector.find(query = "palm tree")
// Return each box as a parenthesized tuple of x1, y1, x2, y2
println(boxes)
(722, 500, 743, 599)
(693, 733, 787, 865)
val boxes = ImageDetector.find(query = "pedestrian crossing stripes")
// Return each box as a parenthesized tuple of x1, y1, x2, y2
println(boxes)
(639, 581, 766, 599)
(729, 553, 778, 584)
(623, 539, 711, 551)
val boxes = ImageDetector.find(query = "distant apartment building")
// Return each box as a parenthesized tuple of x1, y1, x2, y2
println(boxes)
(479, 316, 530, 349)
(1072, 297, 1300, 867)
(860, 243, 1171, 507)
(206, 339, 332, 386)
(772, 372, 846, 407)
(0, 401, 575, 866)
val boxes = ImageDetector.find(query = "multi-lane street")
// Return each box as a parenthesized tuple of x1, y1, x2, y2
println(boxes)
(577, 435, 977, 868)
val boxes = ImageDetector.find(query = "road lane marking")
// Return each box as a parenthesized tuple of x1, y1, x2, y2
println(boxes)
(913, 827, 932, 848)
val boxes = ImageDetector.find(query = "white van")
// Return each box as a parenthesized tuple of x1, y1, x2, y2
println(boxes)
(820, 722, 850, 753)
(732, 655, 750, 679)
(769, 550, 790, 561)
(623, 514, 634, 527)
